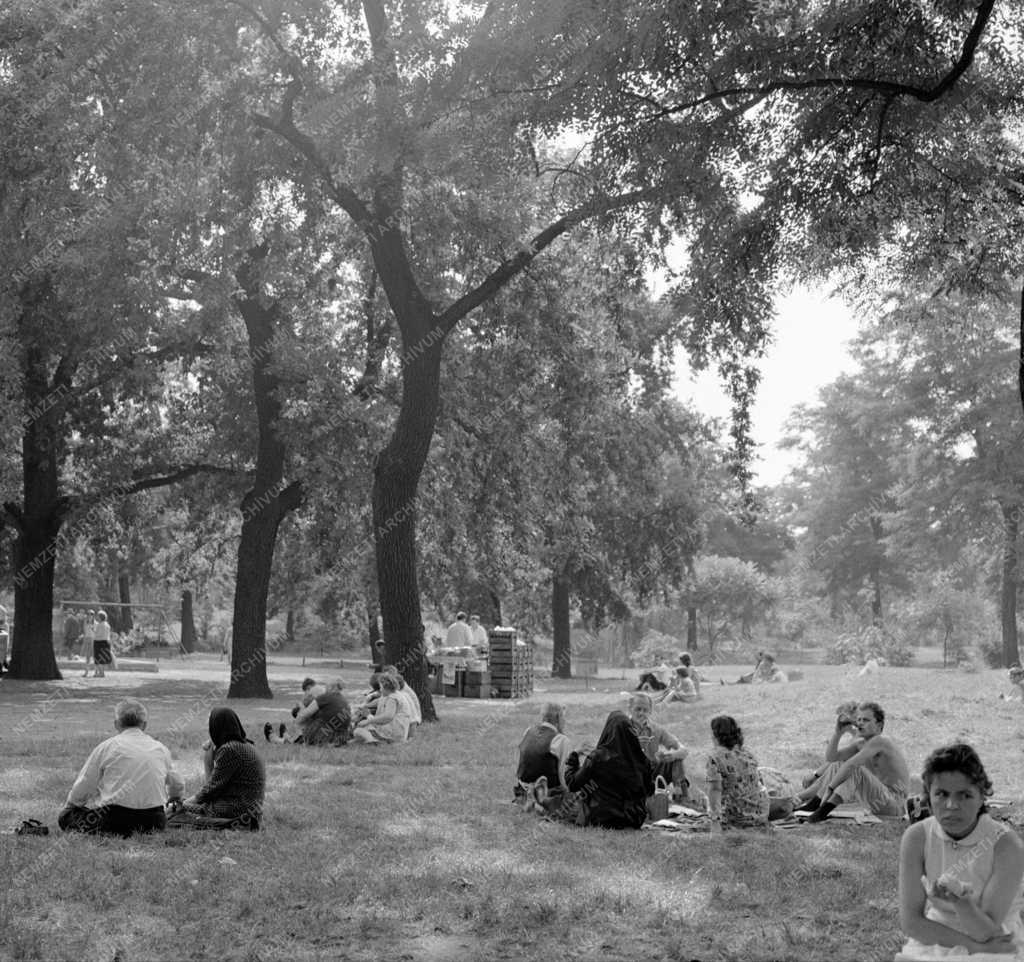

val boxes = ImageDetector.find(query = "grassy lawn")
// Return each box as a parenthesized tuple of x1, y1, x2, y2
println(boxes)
(0, 659, 1021, 961)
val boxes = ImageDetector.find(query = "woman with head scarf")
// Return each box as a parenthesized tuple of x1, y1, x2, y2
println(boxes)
(565, 710, 654, 829)
(179, 708, 265, 829)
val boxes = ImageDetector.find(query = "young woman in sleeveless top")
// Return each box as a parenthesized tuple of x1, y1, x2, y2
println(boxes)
(897, 743, 1024, 960)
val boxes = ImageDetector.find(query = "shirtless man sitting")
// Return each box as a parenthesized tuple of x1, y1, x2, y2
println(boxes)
(794, 701, 909, 824)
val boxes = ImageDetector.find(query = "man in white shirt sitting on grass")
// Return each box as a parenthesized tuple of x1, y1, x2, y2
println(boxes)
(59, 699, 184, 837)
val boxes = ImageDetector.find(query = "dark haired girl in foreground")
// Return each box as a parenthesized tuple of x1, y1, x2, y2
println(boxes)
(896, 743, 1024, 960)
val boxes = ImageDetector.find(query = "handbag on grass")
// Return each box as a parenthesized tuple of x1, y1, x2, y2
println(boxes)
(646, 775, 672, 822)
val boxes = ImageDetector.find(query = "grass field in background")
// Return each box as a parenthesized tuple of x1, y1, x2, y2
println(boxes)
(0, 660, 1021, 962)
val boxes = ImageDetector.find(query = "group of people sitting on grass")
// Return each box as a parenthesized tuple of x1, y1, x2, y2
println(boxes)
(55, 668, 422, 838)
(515, 693, 1024, 960)
(515, 692, 772, 830)
(60, 699, 264, 836)
(261, 667, 422, 746)
(636, 652, 703, 703)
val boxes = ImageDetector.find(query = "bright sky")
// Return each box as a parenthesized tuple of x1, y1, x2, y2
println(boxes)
(674, 286, 862, 487)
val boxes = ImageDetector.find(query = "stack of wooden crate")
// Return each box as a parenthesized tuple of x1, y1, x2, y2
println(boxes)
(488, 628, 533, 698)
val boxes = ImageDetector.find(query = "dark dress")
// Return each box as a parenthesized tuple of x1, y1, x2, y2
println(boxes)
(566, 711, 654, 830)
(182, 708, 265, 830)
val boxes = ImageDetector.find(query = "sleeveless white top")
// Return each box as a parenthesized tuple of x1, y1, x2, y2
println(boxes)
(896, 814, 1024, 961)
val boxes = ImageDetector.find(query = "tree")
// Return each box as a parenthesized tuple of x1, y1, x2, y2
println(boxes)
(860, 299, 1024, 665)
(679, 555, 776, 654)
(780, 367, 914, 626)
(0, 1, 240, 678)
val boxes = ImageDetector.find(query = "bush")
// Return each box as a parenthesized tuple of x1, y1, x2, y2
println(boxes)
(629, 629, 684, 667)
(827, 625, 914, 667)
(977, 635, 1006, 669)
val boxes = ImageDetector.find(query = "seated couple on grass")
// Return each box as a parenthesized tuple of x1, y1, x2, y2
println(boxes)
(793, 700, 909, 824)
(60, 701, 264, 836)
(264, 678, 352, 746)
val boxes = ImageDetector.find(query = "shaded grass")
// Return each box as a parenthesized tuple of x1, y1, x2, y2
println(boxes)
(0, 664, 1020, 960)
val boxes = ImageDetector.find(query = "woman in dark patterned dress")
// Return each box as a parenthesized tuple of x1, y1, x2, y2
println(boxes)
(177, 708, 265, 830)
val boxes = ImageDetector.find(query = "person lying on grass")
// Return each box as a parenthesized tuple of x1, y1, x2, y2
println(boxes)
(59, 698, 184, 837)
(627, 692, 691, 802)
(168, 708, 265, 831)
(351, 674, 411, 744)
(515, 702, 573, 815)
(705, 715, 769, 831)
(896, 742, 1024, 960)
(265, 679, 352, 746)
(565, 710, 653, 830)
(794, 701, 909, 824)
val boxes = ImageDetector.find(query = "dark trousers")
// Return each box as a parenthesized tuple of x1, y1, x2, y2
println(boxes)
(59, 804, 166, 837)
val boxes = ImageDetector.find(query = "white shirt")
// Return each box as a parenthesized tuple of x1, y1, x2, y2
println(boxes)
(445, 621, 473, 648)
(67, 727, 184, 809)
(397, 685, 422, 725)
(469, 624, 489, 649)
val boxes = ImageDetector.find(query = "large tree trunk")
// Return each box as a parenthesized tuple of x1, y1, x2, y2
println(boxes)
(181, 589, 197, 653)
(686, 606, 698, 651)
(869, 517, 885, 627)
(1001, 502, 1020, 667)
(367, 600, 383, 669)
(117, 570, 133, 634)
(371, 332, 440, 722)
(551, 565, 572, 679)
(227, 250, 302, 699)
(6, 345, 69, 680)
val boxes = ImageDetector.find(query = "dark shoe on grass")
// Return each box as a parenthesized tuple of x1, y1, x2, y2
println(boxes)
(263, 723, 273, 742)
(279, 723, 287, 739)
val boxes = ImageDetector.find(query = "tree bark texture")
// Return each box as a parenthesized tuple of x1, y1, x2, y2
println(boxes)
(371, 333, 440, 721)
(181, 589, 197, 653)
(6, 344, 69, 680)
(1001, 502, 1020, 667)
(686, 606, 698, 652)
(117, 569, 133, 634)
(228, 255, 302, 699)
(551, 566, 572, 679)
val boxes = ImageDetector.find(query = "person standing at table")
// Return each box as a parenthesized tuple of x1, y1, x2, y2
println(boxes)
(445, 611, 473, 648)
(468, 614, 489, 653)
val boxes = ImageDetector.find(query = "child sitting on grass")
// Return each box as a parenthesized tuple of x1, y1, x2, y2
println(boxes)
(896, 742, 1024, 960)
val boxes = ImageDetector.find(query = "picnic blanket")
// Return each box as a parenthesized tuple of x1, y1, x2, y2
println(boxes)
(642, 803, 717, 835)
(772, 802, 885, 830)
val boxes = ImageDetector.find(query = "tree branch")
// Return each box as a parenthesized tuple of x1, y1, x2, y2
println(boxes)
(437, 186, 662, 333)
(650, 0, 995, 122)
